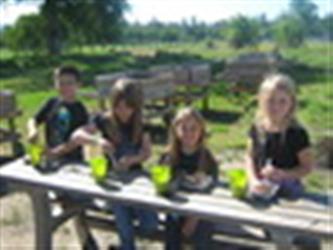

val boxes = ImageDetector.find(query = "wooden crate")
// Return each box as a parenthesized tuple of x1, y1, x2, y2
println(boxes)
(222, 52, 285, 86)
(95, 72, 128, 99)
(150, 63, 212, 86)
(188, 63, 211, 86)
(0, 91, 17, 119)
(95, 70, 175, 102)
(137, 71, 175, 101)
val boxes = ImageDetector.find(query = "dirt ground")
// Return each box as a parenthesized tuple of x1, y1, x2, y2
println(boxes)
(0, 192, 163, 250)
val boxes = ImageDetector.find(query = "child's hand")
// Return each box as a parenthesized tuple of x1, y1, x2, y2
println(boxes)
(98, 138, 115, 155)
(184, 174, 197, 183)
(182, 217, 199, 238)
(27, 130, 39, 144)
(185, 171, 208, 184)
(70, 135, 87, 146)
(193, 171, 207, 183)
(118, 156, 134, 171)
(261, 165, 288, 182)
(250, 179, 270, 194)
(45, 146, 61, 159)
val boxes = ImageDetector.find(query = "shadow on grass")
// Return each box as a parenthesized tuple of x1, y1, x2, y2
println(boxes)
(0, 50, 208, 94)
(0, 50, 204, 80)
(145, 124, 169, 145)
(282, 61, 331, 85)
(202, 110, 242, 124)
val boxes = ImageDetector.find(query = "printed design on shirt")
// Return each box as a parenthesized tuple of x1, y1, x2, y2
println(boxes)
(53, 106, 71, 145)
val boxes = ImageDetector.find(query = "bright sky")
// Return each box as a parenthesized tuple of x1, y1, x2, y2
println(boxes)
(0, 0, 331, 27)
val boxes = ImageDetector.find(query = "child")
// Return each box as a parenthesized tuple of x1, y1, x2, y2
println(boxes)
(27, 65, 97, 250)
(246, 73, 314, 200)
(72, 78, 158, 250)
(160, 107, 218, 250)
(27, 65, 89, 164)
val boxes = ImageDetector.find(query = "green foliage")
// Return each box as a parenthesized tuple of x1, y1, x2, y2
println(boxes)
(289, 0, 319, 36)
(225, 15, 260, 48)
(273, 14, 305, 48)
(2, 14, 46, 52)
(122, 18, 223, 43)
(320, 14, 333, 41)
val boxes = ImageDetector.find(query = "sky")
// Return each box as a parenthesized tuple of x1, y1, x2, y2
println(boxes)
(0, 0, 332, 27)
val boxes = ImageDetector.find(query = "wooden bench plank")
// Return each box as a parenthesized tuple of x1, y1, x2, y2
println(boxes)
(98, 173, 331, 220)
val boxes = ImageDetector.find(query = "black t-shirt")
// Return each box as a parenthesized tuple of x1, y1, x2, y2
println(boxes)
(35, 97, 89, 162)
(161, 148, 218, 180)
(177, 150, 201, 175)
(92, 114, 143, 170)
(249, 124, 311, 170)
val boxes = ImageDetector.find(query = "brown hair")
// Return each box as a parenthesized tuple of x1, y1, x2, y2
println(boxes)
(105, 78, 143, 145)
(165, 107, 216, 173)
(54, 65, 81, 82)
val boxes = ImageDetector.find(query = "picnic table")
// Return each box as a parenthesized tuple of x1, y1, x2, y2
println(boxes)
(0, 158, 332, 250)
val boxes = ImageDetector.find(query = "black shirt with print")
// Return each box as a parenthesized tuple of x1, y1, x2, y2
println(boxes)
(92, 114, 143, 170)
(249, 124, 311, 170)
(160, 149, 218, 181)
(34, 97, 89, 162)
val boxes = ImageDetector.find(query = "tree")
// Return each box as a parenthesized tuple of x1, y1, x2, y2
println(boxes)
(273, 14, 305, 47)
(2, 14, 46, 52)
(320, 14, 333, 41)
(226, 15, 260, 48)
(289, 0, 319, 36)
(1, 0, 128, 54)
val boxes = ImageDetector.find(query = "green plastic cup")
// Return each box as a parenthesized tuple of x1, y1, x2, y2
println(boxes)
(90, 156, 108, 182)
(151, 164, 172, 195)
(226, 168, 248, 199)
(27, 143, 44, 167)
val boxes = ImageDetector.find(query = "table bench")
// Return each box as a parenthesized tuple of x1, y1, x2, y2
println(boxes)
(0, 158, 332, 250)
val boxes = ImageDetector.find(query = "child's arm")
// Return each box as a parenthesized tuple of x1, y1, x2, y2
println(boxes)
(46, 126, 93, 159)
(27, 98, 57, 143)
(118, 133, 152, 169)
(46, 140, 80, 159)
(71, 124, 115, 153)
(264, 148, 314, 180)
(27, 118, 39, 143)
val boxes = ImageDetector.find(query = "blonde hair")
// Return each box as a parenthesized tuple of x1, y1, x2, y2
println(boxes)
(252, 73, 300, 161)
(105, 78, 143, 145)
(166, 107, 215, 172)
(256, 73, 298, 130)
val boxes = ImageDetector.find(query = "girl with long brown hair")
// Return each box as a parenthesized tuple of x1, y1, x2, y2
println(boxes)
(73, 78, 157, 250)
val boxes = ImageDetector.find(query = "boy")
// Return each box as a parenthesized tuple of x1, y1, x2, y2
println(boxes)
(27, 65, 88, 163)
(27, 65, 97, 250)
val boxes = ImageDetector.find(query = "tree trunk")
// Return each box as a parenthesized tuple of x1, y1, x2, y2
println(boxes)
(41, 0, 62, 55)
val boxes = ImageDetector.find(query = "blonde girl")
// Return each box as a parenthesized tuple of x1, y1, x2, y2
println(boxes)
(246, 73, 314, 199)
